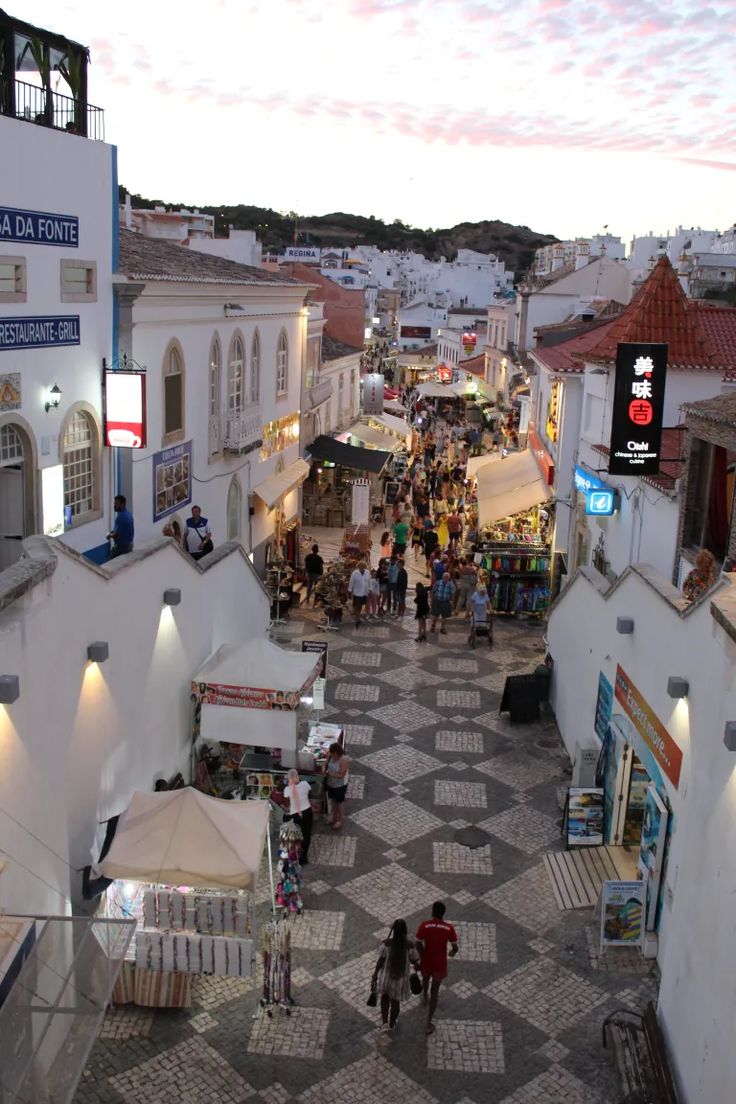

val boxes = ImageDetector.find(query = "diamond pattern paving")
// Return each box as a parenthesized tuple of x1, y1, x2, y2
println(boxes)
(367, 699, 441, 731)
(435, 730, 485, 753)
(475, 752, 564, 791)
(109, 1037, 255, 1103)
(433, 841, 493, 876)
(437, 689, 481, 709)
(298, 1055, 437, 1104)
(248, 1006, 331, 1059)
(427, 1020, 504, 1073)
(454, 920, 498, 962)
(498, 1065, 608, 1104)
(337, 862, 444, 924)
(334, 682, 380, 701)
(341, 650, 383, 667)
(483, 862, 562, 935)
(434, 779, 487, 808)
(309, 834, 357, 867)
(485, 957, 608, 1035)
(343, 723, 374, 746)
(360, 745, 444, 782)
(479, 805, 560, 854)
(350, 796, 444, 844)
(376, 665, 444, 691)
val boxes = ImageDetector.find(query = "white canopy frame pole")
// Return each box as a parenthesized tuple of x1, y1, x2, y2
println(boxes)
(266, 818, 277, 920)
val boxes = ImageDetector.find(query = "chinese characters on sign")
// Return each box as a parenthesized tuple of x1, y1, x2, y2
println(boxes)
(608, 343, 668, 475)
(545, 380, 561, 444)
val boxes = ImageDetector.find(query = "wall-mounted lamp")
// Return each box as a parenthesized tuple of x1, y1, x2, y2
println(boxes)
(616, 617, 635, 635)
(44, 384, 62, 412)
(87, 641, 109, 664)
(163, 587, 181, 607)
(724, 722, 736, 751)
(667, 676, 689, 699)
(0, 675, 20, 705)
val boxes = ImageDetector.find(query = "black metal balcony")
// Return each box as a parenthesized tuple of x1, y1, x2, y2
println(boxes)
(6, 77, 104, 139)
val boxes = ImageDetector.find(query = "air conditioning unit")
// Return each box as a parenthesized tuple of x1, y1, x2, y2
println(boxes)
(571, 740, 600, 788)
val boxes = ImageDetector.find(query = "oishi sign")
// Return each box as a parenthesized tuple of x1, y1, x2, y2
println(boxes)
(608, 343, 667, 475)
(103, 370, 147, 448)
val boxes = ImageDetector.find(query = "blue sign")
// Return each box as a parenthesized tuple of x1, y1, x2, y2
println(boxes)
(0, 206, 78, 247)
(574, 465, 607, 495)
(586, 489, 616, 516)
(152, 440, 192, 522)
(0, 316, 80, 351)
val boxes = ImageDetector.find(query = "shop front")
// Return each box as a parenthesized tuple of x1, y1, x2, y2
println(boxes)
(473, 449, 554, 616)
(594, 666, 679, 932)
(252, 456, 310, 587)
(304, 435, 392, 528)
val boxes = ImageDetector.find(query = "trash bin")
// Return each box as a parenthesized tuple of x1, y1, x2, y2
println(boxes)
(535, 663, 551, 704)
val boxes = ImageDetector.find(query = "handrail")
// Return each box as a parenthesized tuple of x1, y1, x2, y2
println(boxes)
(3, 78, 104, 140)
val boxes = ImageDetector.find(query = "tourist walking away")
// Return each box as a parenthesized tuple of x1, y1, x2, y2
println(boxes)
(367, 569, 380, 618)
(348, 561, 371, 628)
(416, 902, 458, 1034)
(107, 495, 134, 559)
(185, 505, 213, 560)
(370, 919, 420, 1035)
(387, 555, 400, 614)
(430, 571, 455, 634)
(377, 557, 389, 615)
(396, 558, 408, 617)
(393, 515, 409, 556)
(414, 582, 429, 642)
(422, 524, 439, 577)
(325, 742, 349, 830)
(283, 769, 312, 864)
(456, 558, 478, 613)
(411, 517, 424, 562)
(304, 544, 324, 606)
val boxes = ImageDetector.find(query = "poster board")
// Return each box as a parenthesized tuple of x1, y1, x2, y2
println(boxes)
(351, 479, 370, 525)
(384, 481, 400, 506)
(566, 787, 604, 847)
(600, 880, 645, 950)
(302, 640, 328, 710)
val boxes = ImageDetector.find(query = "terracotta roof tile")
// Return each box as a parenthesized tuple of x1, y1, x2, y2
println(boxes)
(584, 256, 716, 369)
(692, 303, 736, 378)
(118, 228, 303, 287)
(681, 391, 736, 426)
(531, 319, 617, 374)
(460, 353, 486, 376)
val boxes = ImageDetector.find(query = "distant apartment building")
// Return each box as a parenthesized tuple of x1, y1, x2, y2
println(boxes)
(533, 234, 625, 277)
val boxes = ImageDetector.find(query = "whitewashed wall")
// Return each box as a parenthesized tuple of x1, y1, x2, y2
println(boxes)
(548, 565, 736, 1104)
(0, 536, 269, 916)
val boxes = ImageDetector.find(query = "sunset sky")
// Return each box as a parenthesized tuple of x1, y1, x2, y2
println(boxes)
(23, 0, 736, 246)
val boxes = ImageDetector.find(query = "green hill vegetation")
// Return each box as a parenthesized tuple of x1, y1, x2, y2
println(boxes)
(120, 188, 558, 276)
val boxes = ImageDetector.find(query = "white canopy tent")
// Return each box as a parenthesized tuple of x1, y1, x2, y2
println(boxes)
(193, 639, 322, 750)
(476, 449, 553, 526)
(98, 789, 270, 892)
(416, 381, 453, 399)
(450, 378, 492, 401)
(383, 399, 408, 416)
(344, 421, 403, 453)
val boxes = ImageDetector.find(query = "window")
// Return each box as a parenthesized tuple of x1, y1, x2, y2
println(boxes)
(209, 337, 221, 417)
(163, 345, 184, 441)
(60, 260, 97, 302)
(227, 477, 242, 540)
(276, 331, 288, 395)
(0, 256, 26, 303)
(62, 411, 96, 521)
(0, 424, 23, 464)
(228, 334, 244, 415)
(250, 331, 260, 403)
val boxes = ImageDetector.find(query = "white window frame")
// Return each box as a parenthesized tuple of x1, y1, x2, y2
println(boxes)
(250, 331, 260, 403)
(228, 334, 244, 415)
(0, 256, 27, 303)
(62, 409, 99, 525)
(163, 344, 185, 444)
(209, 337, 221, 418)
(60, 259, 97, 303)
(276, 331, 288, 396)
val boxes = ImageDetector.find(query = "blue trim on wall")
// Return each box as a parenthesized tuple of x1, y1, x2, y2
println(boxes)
(111, 144, 120, 497)
(83, 543, 110, 566)
(111, 144, 119, 272)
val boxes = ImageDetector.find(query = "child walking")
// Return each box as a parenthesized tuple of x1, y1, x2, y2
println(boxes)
(414, 581, 429, 642)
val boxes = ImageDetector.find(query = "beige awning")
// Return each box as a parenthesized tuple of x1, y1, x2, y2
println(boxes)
(416, 381, 453, 399)
(476, 449, 552, 526)
(367, 413, 411, 447)
(466, 453, 498, 479)
(346, 421, 403, 452)
(252, 457, 310, 510)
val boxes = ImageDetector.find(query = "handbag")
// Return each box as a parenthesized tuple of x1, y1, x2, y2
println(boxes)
(366, 982, 378, 1007)
(409, 972, 423, 996)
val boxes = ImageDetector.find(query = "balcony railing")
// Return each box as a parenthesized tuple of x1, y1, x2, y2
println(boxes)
(224, 408, 262, 454)
(4, 78, 105, 140)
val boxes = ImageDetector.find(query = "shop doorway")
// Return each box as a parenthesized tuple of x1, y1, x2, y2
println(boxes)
(0, 424, 29, 570)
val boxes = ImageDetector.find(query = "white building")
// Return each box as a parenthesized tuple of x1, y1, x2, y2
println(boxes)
(398, 300, 448, 350)
(187, 228, 263, 269)
(300, 301, 361, 447)
(116, 230, 311, 571)
(533, 234, 625, 277)
(0, 81, 116, 570)
(121, 197, 215, 241)
(626, 226, 717, 271)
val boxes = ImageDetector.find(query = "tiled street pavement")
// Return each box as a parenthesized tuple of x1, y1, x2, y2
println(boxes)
(76, 604, 658, 1104)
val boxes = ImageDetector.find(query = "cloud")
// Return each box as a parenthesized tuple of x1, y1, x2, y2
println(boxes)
(674, 157, 736, 172)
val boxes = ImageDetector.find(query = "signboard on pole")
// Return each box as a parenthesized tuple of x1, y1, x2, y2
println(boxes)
(600, 880, 645, 949)
(302, 640, 328, 710)
(104, 369, 147, 448)
(362, 373, 385, 415)
(608, 343, 668, 475)
(351, 479, 370, 524)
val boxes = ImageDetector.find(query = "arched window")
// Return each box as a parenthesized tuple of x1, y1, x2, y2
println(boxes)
(276, 331, 288, 395)
(0, 424, 24, 465)
(250, 331, 260, 403)
(163, 344, 184, 441)
(228, 334, 244, 415)
(62, 410, 97, 521)
(227, 476, 242, 541)
(209, 336, 221, 418)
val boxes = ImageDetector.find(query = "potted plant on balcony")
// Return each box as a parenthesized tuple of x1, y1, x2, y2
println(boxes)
(58, 44, 88, 134)
(18, 36, 51, 125)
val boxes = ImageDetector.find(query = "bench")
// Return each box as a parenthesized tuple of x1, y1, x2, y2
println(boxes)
(602, 1001, 679, 1103)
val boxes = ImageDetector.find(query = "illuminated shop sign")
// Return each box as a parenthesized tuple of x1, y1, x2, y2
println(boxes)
(608, 343, 667, 476)
(260, 412, 300, 460)
(586, 489, 617, 516)
(103, 370, 147, 448)
(0, 206, 78, 247)
(574, 465, 606, 495)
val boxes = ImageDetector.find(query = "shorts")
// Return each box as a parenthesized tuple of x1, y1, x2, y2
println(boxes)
(431, 599, 452, 619)
(394, 542, 406, 555)
(421, 966, 448, 982)
(327, 784, 348, 804)
(352, 595, 366, 612)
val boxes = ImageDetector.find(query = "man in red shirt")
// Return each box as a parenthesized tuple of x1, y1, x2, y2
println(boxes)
(416, 900, 459, 1034)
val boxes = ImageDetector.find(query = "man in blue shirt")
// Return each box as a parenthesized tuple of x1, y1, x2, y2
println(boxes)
(107, 495, 134, 559)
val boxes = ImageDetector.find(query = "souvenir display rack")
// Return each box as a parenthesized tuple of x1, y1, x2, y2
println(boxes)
(261, 921, 293, 1016)
(476, 540, 551, 616)
(265, 561, 294, 622)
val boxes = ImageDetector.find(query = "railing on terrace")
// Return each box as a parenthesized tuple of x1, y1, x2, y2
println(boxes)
(3, 78, 104, 140)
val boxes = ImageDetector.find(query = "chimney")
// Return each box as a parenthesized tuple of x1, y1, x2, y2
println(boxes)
(575, 240, 591, 269)
(551, 245, 565, 272)
(648, 255, 656, 271)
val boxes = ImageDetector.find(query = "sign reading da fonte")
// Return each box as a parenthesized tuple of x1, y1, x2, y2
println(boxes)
(608, 342, 667, 476)
(0, 206, 79, 247)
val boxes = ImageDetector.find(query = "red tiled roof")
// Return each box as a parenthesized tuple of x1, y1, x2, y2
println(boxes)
(583, 257, 717, 369)
(531, 319, 617, 374)
(461, 354, 486, 377)
(591, 425, 687, 493)
(692, 303, 736, 378)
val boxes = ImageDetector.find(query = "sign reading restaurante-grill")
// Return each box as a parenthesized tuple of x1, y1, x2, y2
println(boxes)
(0, 206, 79, 246)
(608, 342, 667, 475)
(0, 316, 80, 350)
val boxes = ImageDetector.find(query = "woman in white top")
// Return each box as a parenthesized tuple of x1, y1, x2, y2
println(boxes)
(283, 769, 312, 864)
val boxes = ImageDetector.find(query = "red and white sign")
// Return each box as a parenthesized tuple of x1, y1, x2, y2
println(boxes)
(527, 424, 555, 486)
(103, 370, 147, 448)
(462, 331, 477, 354)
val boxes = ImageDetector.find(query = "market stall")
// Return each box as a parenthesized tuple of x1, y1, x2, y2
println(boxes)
(95, 788, 270, 1007)
(343, 420, 404, 454)
(193, 639, 323, 753)
(304, 435, 392, 527)
(252, 458, 310, 569)
(365, 411, 412, 450)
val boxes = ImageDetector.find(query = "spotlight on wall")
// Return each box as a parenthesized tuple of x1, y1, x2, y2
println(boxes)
(163, 587, 181, 607)
(724, 722, 736, 752)
(616, 617, 635, 635)
(44, 383, 62, 412)
(87, 641, 109, 664)
(667, 676, 689, 699)
(0, 675, 20, 705)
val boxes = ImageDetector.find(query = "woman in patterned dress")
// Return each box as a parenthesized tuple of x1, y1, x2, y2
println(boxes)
(371, 919, 420, 1034)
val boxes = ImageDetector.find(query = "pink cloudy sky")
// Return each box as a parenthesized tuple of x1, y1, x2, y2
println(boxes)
(24, 0, 736, 245)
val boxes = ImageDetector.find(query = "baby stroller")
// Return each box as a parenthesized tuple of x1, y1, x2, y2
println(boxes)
(468, 611, 493, 649)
